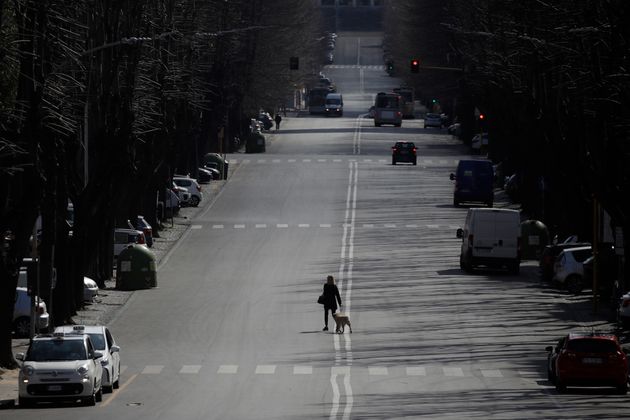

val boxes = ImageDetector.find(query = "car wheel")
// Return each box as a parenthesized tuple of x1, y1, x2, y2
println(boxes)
(487, 201, 493, 208)
(566, 275, 583, 295)
(96, 386, 103, 402)
(395, 123, 401, 127)
(392, 158, 396, 165)
(19, 397, 34, 408)
(375, 123, 381, 127)
(84, 393, 96, 406)
(510, 262, 520, 275)
(412, 159, 417, 166)
(13, 317, 30, 338)
(189, 195, 200, 207)
(617, 383, 628, 395)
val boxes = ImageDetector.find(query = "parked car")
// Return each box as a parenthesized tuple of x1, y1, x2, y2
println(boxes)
(16, 330, 104, 406)
(391, 141, 417, 165)
(447, 122, 461, 136)
(173, 176, 203, 207)
(172, 181, 191, 206)
(114, 228, 147, 258)
(553, 246, 592, 294)
(246, 132, 266, 153)
(203, 153, 229, 179)
(456, 208, 521, 274)
(162, 188, 181, 217)
(257, 112, 273, 130)
(471, 133, 489, 152)
(539, 240, 591, 282)
(546, 332, 628, 394)
(450, 159, 494, 207)
(423, 113, 442, 128)
(55, 325, 120, 393)
(196, 167, 214, 183)
(128, 215, 153, 247)
(83, 277, 99, 302)
(13, 287, 50, 337)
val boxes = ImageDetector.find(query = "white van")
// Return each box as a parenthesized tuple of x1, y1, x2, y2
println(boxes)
(456, 208, 521, 274)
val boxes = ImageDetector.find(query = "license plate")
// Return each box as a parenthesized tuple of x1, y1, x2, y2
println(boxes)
(582, 357, 603, 364)
(47, 385, 62, 391)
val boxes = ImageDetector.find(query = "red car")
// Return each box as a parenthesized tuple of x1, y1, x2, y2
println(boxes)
(546, 332, 628, 393)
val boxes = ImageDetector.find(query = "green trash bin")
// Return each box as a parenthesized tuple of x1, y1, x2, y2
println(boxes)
(520, 220, 550, 260)
(116, 244, 157, 290)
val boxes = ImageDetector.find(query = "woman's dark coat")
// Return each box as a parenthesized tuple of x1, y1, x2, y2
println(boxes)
(322, 283, 342, 311)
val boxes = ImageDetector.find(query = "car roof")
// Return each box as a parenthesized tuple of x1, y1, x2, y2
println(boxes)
(55, 325, 105, 334)
(568, 332, 618, 341)
(115, 228, 142, 234)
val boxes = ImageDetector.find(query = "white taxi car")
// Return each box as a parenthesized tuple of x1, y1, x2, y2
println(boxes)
(55, 325, 120, 393)
(16, 331, 103, 407)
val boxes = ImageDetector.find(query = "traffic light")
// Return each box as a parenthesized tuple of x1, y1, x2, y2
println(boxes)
(410, 58, 420, 73)
(289, 56, 299, 70)
(478, 113, 485, 120)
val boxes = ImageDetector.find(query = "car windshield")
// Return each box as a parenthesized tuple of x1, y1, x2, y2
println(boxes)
(426, 113, 440, 119)
(567, 338, 617, 353)
(376, 95, 400, 108)
(396, 143, 414, 149)
(326, 99, 341, 105)
(87, 333, 106, 350)
(26, 339, 87, 361)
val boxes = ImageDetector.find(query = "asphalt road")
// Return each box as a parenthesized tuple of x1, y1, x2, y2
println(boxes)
(7, 32, 623, 420)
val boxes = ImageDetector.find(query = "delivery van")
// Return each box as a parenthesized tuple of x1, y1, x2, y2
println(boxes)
(449, 159, 494, 207)
(456, 208, 521, 274)
(324, 93, 343, 117)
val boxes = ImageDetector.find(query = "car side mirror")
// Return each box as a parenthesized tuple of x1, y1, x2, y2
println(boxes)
(93, 351, 103, 359)
(456, 228, 463, 239)
(110, 345, 120, 353)
(15, 353, 25, 361)
(545, 346, 552, 353)
(449, 173, 455, 181)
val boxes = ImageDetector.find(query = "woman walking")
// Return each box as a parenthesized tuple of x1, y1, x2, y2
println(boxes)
(321, 275, 342, 331)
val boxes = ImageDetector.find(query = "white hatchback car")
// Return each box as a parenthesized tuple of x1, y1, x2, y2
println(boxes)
(16, 331, 103, 407)
(553, 246, 592, 294)
(173, 176, 203, 207)
(55, 325, 120, 393)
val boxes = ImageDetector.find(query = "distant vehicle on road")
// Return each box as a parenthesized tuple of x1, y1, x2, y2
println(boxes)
(450, 159, 494, 207)
(456, 208, 521, 274)
(324, 93, 343, 117)
(373, 92, 402, 127)
(391, 141, 417, 165)
(423, 113, 443, 128)
(552, 246, 592, 294)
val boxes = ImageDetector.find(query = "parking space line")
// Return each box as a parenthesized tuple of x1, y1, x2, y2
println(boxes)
(100, 373, 138, 408)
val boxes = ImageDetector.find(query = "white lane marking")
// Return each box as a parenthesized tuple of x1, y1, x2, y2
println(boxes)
(298, 224, 310, 228)
(234, 224, 245, 229)
(277, 223, 289, 228)
(343, 372, 353, 420)
(332, 366, 351, 375)
(142, 365, 163, 374)
(333, 159, 342, 162)
(406, 366, 426, 376)
(293, 366, 313, 375)
(288, 159, 296, 162)
(481, 369, 503, 378)
(378, 159, 387, 163)
(330, 372, 341, 419)
(191, 225, 202, 229)
(257, 159, 266, 163)
(362, 223, 374, 228)
(405, 224, 418, 228)
(428, 224, 440, 229)
(384, 223, 396, 228)
(242, 159, 250, 164)
(180, 365, 201, 374)
(425, 159, 433, 165)
(320, 223, 331, 228)
(255, 365, 276, 374)
(255, 224, 267, 228)
(272, 159, 281, 163)
(443, 367, 465, 377)
(212, 224, 224, 229)
(318, 159, 327, 162)
(368, 367, 388, 376)
(518, 370, 539, 376)
(217, 365, 238, 374)
(303, 159, 312, 162)
(363, 159, 372, 162)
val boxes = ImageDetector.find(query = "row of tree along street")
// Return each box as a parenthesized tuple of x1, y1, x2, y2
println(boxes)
(0, 0, 327, 368)
(383, 0, 630, 298)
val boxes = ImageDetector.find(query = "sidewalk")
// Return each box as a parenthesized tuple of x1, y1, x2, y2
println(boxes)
(0, 177, 229, 409)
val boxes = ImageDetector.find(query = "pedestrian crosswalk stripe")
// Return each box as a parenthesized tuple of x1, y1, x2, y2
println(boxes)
(255, 224, 267, 228)
(180, 365, 201, 374)
(142, 365, 163, 374)
(272, 159, 281, 163)
(257, 159, 266, 163)
(288, 159, 296, 162)
(406, 366, 426, 376)
(318, 159, 326, 162)
(320, 224, 331, 228)
(518, 371, 539, 376)
(363, 224, 374, 228)
(443, 367, 464, 377)
(191, 225, 202, 229)
(303, 159, 311, 162)
(428, 224, 439, 229)
(333, 159, 342, 162)
(234, 224, 245, 229)
(218, 365, 238, 374)
(481, 369, 503, 378)
(255, 365, 276, 374)
(384, 224, 396, 228)
(405, 224, 418, 228)
(277, 223, 289, 228)
(368, 366, 388, 376)
(212, 224, 224, 229)
(293, 366, 313, 374)
(298, 224, 310, 228)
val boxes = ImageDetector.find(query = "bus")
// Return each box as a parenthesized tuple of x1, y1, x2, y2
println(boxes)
(393, 87, 415, 118)
(308, 87, 330, 114)
(374, 92, 403, 127)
